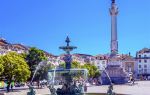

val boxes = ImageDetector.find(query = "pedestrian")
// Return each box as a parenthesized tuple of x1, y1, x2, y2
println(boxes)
(6, 82, 10, 92)
(11, 84, 13, 91)
(37, 81, 40, 89)
(84, 83, 87, 92)
(132, 77, 135, 85)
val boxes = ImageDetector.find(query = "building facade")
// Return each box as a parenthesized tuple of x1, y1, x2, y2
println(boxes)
(95, 55, 108, 71)
(136, 48, 150, 79)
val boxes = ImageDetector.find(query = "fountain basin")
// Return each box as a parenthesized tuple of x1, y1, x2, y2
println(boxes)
(43, 93, 127, 95)
(48, 69, 88, 95)
(85, 93, 127, 95)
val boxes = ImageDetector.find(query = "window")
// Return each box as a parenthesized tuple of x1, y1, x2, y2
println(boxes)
(144, 60, 147, 63)
(104, 56, 106, 59)
(102, 61, 105, 64)
(144, 65, 147, 68)
(139, 55, 141, 58)
(144, 55, 147, 57)
(139, 65, 141, 68)
(139, 70, 142, 74)
(139, 60, 141, 63)
(144, 69, 147, 73)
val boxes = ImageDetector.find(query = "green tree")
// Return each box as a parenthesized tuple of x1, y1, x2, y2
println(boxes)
(81, 63, 100, 78)
(0, 60, 4, 76)
(59, 62, 65, 68)
(71, 61, 81, 68)
(0, 52, 30, 92)
(59, 61, 81, 69)
(26, 47, 47, 81)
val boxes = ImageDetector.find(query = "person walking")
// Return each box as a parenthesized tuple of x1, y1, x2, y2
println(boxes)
(11, 84, 13, 92)
(6, 82, 10, 92)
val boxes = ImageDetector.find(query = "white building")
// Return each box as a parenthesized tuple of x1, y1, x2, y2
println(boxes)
(136, 48, 150, 79)
(95, 55, 108, 71)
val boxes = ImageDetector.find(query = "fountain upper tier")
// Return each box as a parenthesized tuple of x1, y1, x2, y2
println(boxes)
(59, 36, 77, 54)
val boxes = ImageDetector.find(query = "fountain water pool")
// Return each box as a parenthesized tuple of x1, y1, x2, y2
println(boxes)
(48, 69, 88, 95)
(84, 94, 125, 95)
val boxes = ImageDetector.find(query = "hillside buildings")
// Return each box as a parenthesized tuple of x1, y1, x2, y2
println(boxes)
(0, 38, 55, 59)
(0, 38, 29, 55)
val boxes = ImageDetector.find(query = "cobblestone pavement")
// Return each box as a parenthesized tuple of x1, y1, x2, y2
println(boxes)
(1, 81, 150, 95)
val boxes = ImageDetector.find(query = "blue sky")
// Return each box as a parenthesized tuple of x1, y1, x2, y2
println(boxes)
(0, 0, 150, 56)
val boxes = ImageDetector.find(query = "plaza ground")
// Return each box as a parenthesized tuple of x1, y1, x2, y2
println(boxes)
(1, 81, 150, 95)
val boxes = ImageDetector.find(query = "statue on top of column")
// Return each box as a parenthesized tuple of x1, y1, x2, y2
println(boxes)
(112, 0, 115, 3)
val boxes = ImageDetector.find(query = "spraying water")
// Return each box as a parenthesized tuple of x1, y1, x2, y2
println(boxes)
(94, 60, 115, 94)
(31, 61, 47, 83)
(52, 66, 57, 87)
(103, 68, 112, 84)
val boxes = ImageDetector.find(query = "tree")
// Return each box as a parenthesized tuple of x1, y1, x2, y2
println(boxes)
(71, 61, 81, 68)
(26, 47, 47, 81)
(59, 62, 65, 69)
(0, 52, 30, 92)
(81, 63, 100, 78)
(59, 61, 81, 69)
(0, 60, 4, 76)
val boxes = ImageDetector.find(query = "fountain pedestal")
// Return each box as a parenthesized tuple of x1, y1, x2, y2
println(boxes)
(48, 85, 56, 95)
(27, 85, 35, 95)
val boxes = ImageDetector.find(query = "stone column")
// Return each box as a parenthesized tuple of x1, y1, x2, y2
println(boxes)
(110, 1, 118, 55)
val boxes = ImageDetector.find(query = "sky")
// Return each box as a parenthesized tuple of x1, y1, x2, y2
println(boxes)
(0, 0, 150, 56)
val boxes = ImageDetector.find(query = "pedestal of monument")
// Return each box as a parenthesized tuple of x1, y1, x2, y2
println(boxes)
(101, 55, 129, 85)
(101, 65, 128, 85)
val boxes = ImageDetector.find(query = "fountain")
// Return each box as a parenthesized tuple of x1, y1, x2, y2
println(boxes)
(47, 36, 122, 95)
(48, 36, 88, 95)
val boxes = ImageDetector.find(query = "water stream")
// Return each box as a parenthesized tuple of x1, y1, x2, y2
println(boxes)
(31, 61, 47, 83)
(52, 66, 56, 87)
(103, 68, 112, 84)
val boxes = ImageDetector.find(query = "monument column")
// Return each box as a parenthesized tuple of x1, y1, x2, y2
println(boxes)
(110, 0, 118, 55)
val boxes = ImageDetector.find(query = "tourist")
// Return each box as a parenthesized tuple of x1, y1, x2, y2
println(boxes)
(84, 83, 87, 92)
(11, 84, 13, 92)
(62, 83, 68, 94)
(37, 81, 40, 89)
(132, 77, 135, 85)
(6, 82, 10, 92)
